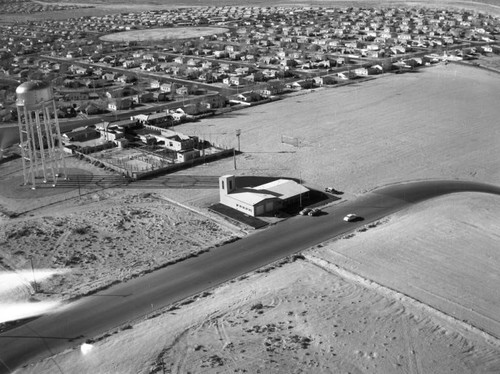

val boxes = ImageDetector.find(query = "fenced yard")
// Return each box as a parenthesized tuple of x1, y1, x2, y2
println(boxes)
(76, 144, 233, 179)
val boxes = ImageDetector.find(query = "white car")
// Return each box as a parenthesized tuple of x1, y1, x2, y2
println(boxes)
(343, 213, 358, 222)
(299, 208, 312, 216)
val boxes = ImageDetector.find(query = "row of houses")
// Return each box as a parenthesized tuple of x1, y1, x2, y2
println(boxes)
(3, 5, 498, 64)
(2, 6, 499, 113)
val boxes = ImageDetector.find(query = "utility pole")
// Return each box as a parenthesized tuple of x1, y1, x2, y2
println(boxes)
(30, 257, 37, 293)
(77, 175, 81, 199)
(236, 129, 241, 152)
(233, 148, 237, 170)
(299, 170, 303, 208)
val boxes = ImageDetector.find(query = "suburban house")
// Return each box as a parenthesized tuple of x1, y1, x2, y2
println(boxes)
(62, 126, 100, 143)
(354, 67, 369, 76)
(131, 91, 154, 103)
(160, 83, 174, 93)
(200, 94, 227, 108)
(106, 87, 136, 99)
(337, 71, 357, 80)
(131, 112, 174, 127)
(150, 80, 161, 89)
(219, 175, 309, 217)
(153, 128, 196, 151)
(102, 72, 117, 81)
(153, 92, 170, 102)
(97, 119, 136, 132)
(176, 85, 190, 95)
(367, 65, 384, 74)
(108, 98, 133, 111)
(64, 91, 89, 101)
(82, 103, 103, 115)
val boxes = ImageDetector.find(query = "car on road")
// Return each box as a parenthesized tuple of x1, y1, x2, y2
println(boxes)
(325, 186, 343, 194)
(299, 208, 312, 216)
(343, 213, 359, 222)
(308, 208, 321, 216)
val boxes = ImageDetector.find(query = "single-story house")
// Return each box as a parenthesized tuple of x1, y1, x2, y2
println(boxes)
(108, 98, 133, 111)
(131, 92, 154, 104)
(64, 91, 89, 101)
(83, 103, 102, 115)
(62, 126, 100, 143)
(131, 112, 174, 127)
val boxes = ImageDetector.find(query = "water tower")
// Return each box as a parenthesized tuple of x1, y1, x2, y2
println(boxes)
(16, 81, 67, 189)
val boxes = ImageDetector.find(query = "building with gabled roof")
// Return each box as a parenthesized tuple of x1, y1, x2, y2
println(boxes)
(219, 175, 309, 216)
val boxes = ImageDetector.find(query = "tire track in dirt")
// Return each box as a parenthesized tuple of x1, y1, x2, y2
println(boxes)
(403, 320, 422, 374)
(304, 254, 500, 349)
(215, 317, 239, 370)
(45, 229, 71, 267)
(164, 328, 191, 374)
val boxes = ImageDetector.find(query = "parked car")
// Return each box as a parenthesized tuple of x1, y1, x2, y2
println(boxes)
(299, 208, 312, 216)
(343, 213, 359, 222)
(325, 186, 343, 194)
(308, 208, 321, 216)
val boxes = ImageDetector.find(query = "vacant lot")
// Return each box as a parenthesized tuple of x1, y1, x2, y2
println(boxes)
(175, 63, 500, 197)
(100, 27, 229, 42)
(310, 192, 500, 339)
(0, 188, 238, 304)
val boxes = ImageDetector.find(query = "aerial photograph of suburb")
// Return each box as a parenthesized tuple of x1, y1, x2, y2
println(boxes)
(0, 0, 499, 372)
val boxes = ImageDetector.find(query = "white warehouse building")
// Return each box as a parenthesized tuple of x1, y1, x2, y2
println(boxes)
(219, 175, 309, 217)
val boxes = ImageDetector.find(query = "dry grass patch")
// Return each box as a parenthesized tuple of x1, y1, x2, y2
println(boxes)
(100, 27, 229, 42)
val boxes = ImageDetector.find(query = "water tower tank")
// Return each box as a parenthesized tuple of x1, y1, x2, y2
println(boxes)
(16, 81, 53, 109)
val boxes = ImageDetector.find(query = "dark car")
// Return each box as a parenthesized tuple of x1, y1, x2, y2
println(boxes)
(308, 208, 321, 216)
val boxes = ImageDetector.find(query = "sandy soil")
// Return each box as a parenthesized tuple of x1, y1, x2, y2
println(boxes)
(308, 193, 500, 339)
(0, 189, 239, 302)
(2, 42, 500, 374)
(16, 195, 500, 373)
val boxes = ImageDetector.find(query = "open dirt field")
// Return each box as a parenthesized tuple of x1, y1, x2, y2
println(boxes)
(175, 63, 500, 197)
(309, 193, 500, 339)
(17, 193, 500, 373)
(0, 189, 238, 304)
(99, 27, 230, 43)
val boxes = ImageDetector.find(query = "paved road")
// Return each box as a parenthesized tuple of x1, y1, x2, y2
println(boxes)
(1, 180, 500, 373)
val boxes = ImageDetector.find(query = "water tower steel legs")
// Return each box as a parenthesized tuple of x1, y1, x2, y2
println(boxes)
(16, 81, 67, 189)
(50, 100, 68, 180)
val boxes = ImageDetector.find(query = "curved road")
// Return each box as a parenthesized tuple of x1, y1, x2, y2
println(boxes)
(1, 180, 500, 373)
